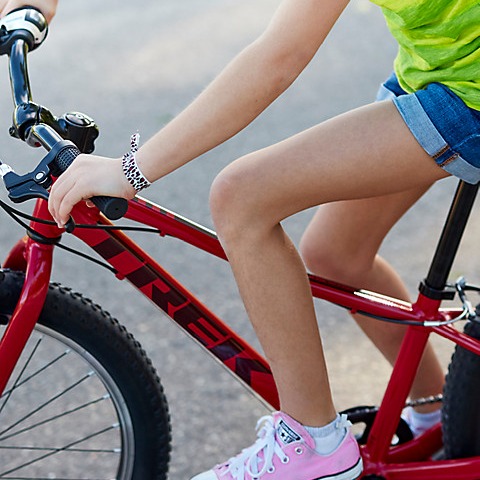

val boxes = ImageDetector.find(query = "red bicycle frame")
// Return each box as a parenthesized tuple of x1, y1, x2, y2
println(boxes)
(2, 179, 480, 479)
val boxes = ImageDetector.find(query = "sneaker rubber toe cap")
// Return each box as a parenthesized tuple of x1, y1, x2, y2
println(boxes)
(190, 470, 217, 480)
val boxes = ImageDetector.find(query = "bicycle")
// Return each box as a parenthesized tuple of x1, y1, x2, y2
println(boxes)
(0, 7, 480, 480)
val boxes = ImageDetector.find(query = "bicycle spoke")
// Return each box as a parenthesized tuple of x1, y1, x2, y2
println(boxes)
(0, 423, 120, 477)
(0, 371, 96, 437)
(0, 394, 110, 441)
(0, 444, 120, 453)
(0, 336, 43, 415)
(0, 348, 71, 400)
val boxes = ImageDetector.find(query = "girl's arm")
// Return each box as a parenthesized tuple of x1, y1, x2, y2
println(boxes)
(137, 0, 350, 179)
(49, 0, 349, 227)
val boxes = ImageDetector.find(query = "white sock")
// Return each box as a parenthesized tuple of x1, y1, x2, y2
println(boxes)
(403, 407, 442, 436)
(304, 414, 349, 455)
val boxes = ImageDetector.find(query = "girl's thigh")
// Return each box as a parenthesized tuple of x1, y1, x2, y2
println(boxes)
(214, 100, 450, 229)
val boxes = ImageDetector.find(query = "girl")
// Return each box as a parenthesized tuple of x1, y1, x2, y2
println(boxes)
(49, 0, 480, 478)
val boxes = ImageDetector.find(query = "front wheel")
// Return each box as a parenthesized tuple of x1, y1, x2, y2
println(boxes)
(0, 269, 171, 479)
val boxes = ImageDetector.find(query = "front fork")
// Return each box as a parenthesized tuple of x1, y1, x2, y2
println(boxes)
(0, 239, 53, 396)
(0, 198, 59, 396)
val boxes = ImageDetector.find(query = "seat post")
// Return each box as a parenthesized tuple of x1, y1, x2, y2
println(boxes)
(421, 180, 479, 299)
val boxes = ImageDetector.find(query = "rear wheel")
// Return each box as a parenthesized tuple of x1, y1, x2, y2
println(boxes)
(0, 269, 171, 479)
(443, 319, 480, 459)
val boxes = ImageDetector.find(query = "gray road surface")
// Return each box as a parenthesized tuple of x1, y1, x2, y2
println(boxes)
(0, 0, 479, 478)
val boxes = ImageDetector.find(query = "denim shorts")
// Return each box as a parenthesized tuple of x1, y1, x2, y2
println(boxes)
(376, 73, 480, 184)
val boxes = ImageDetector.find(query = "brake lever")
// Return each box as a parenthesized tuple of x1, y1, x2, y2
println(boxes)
(0, 160, 76, 233)
(1, 154, 51, 203)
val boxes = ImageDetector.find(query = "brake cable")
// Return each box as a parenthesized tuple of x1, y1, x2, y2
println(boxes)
(0, 198, 163, 273)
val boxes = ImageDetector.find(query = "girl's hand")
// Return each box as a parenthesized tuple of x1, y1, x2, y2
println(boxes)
(48, 154, 136, 228)
(0, 0, 58, 23)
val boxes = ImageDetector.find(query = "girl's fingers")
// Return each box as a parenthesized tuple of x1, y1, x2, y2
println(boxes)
(48, 156, 89, 226)
(49, 177, 78, 227)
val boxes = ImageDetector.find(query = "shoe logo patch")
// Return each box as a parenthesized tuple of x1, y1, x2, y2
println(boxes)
(277, 420, 301, 445)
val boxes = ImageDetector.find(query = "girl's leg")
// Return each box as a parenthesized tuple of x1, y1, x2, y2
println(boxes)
(299, 193, 445, 412)
(209, 100, 449, 428)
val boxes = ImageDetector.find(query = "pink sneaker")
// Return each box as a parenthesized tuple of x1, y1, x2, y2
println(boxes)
(191, 411, 363, 480)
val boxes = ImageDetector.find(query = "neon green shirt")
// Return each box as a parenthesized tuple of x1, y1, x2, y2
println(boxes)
(370, 0, 480, 110)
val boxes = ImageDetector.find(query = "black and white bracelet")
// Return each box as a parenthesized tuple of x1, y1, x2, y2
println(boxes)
(122, 133, 151, 193)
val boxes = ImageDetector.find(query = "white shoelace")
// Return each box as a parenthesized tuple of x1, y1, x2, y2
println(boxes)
(221, 416, 288, 479)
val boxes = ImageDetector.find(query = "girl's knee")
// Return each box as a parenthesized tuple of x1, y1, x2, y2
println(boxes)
(299, 234, 324, 274)
(210, 154, 285, 251)
(209, 158, 260, 241)
(300, 235, 339, 278)
(209, 168, 236, 226)
(299, 232, 373, 285)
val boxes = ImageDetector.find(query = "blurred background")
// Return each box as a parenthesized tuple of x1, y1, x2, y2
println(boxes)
(0, 0, 478, 477)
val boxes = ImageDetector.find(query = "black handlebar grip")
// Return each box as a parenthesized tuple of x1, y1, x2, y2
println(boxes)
(52, 141, 128, 220)
(90, 195, 128, 220)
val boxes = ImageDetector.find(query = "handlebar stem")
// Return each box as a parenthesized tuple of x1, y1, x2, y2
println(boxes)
(8, 38, 38, 144)
(7, 38, 100, 152)
(9, 39, 31, 106)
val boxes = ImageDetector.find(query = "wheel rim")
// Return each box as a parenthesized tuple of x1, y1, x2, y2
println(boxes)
(0, 324, 135, 479)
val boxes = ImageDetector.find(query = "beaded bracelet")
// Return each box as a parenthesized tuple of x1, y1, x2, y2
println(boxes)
(121, 133, 151, 193)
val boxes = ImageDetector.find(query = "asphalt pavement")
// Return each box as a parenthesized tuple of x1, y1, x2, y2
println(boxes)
(1, 0, 479, 478)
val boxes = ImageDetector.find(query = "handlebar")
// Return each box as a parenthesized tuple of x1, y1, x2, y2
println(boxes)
(0, 8, 128, 223)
